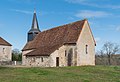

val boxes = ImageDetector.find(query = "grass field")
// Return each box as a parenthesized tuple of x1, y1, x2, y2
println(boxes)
(0, 66, 120, 82)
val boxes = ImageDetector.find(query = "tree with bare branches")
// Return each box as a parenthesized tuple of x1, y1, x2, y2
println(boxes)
(98, 42, 120, 65)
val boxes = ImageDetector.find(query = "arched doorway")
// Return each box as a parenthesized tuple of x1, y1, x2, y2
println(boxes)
(67, 48, 73, 66)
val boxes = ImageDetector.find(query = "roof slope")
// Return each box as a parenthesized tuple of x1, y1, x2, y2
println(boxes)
(23, 19, 87, 56)
(0, 37, 12, 46)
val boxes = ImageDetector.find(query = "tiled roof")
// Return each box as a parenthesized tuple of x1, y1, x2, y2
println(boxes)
(23, 19, 90, 56)
(0, 37, 12, 46)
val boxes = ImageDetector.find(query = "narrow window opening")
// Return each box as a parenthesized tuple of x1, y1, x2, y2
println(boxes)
(3, 48, 5, 54)
(41, 57, 44, 62)
(65, 50, 67, 57)
(86, 45, 88, 54)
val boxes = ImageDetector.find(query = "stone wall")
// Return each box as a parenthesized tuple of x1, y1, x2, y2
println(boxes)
(49, 45, 77, 67)
(25, 56, 50, 67)
(0, 45, 12, 61)
(0, 61, 22, 66)
(22, 45, 77, 67)
(22, 49, 34, 65)
(77, 20, 95, 66)
(0, 61, 12, 65)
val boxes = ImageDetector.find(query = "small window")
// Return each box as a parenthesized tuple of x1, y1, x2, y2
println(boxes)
(3, 48, 5, 54)
(32, 58, 35, 62)
(41, 57, 44, 62)
(35, 32, 38, 34)
(86, 45, 88, 54)
(65, 50, 67, 57)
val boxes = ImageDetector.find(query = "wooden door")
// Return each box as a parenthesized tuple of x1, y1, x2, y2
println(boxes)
(56, 57, 59, 67)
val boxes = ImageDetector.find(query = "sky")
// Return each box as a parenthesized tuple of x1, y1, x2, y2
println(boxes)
(0, 0, 120, 51)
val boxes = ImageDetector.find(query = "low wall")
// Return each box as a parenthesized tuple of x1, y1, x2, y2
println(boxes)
(0, 61, 22, 66)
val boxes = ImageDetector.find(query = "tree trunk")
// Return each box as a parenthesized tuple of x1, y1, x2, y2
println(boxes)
(108, 55, 111, 65)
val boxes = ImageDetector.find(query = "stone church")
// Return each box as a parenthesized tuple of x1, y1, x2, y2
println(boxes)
(0, 37, 12, 62)
(22, 10, 96, 67)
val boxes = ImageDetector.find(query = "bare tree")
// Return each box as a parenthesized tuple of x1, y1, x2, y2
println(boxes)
(100, 42, 120, 65)
(12, 49, 22, 61)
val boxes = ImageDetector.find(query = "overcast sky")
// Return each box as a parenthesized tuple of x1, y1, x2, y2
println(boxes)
(0, 0, 120, 51)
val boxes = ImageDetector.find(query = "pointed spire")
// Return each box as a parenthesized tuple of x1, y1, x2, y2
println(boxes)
(27, 9, 40, 42)
(31, 9, 39, 30)
(34, 8, 36, 13)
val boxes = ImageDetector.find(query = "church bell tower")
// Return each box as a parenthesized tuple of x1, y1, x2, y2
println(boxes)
(28, 10, 40, 42)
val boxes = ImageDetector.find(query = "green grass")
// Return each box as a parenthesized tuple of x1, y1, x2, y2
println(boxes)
(0, 66, 120, 82)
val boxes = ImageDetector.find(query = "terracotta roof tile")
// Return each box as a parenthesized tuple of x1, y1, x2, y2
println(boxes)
(23, 19, 86, 56)
(26, 45, 61, 56)
(0, 37, 12, 46)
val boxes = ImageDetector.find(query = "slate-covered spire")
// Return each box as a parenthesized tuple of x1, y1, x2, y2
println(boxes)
(31, 10, 39, 30)
(28, 9, 40, 42)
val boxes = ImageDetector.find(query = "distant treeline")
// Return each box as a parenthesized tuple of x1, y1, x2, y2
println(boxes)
(96, 42, 120, 65)
(95, 54, 120, 65)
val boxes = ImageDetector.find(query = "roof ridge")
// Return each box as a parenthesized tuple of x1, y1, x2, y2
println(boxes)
(40, 19, 86, 33)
